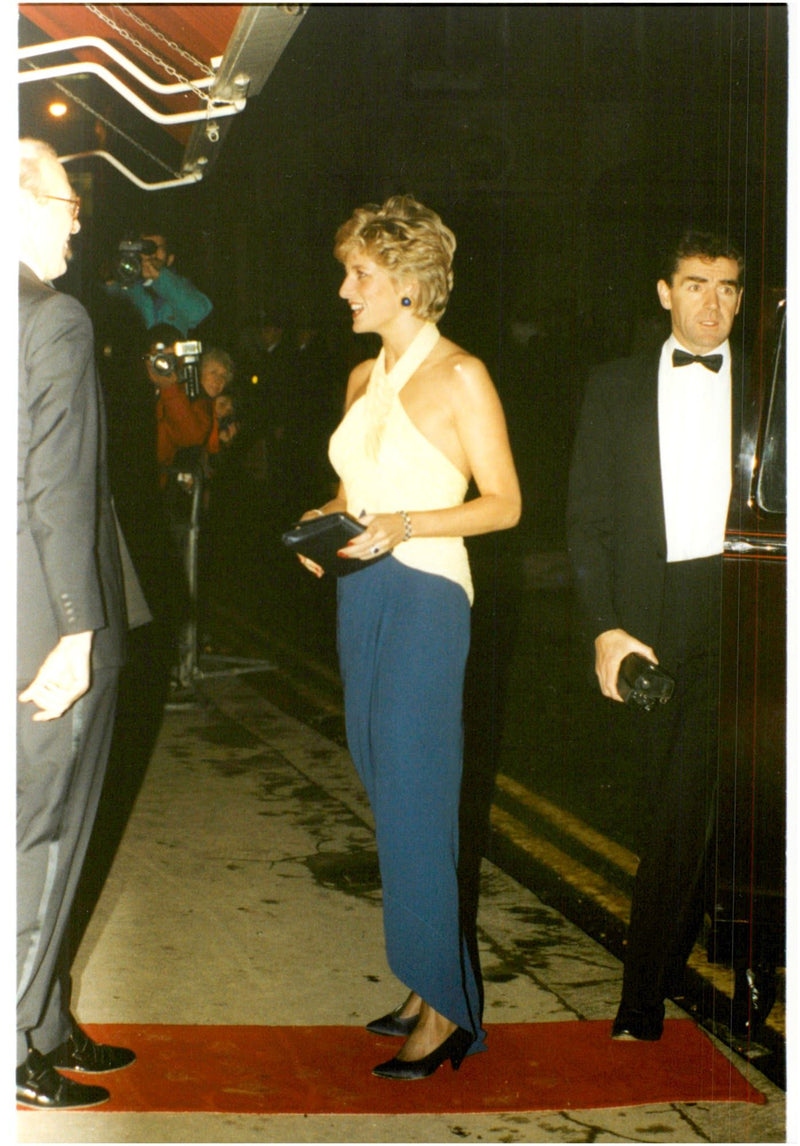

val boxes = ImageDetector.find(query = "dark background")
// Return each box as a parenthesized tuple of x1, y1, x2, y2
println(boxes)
(19, 3, 788, 551)
(21, 6, 788, 358)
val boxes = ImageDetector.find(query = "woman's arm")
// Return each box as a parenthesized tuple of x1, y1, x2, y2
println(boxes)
(300, 483, 348, 522)
(428, 353, 521, 534)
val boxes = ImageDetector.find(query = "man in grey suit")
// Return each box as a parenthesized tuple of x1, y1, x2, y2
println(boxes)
(17, 139, 136, 1108)
(567, 231, 743, 1041)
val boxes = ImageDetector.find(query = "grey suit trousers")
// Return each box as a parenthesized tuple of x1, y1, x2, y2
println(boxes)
(16, 667, 119, 1065)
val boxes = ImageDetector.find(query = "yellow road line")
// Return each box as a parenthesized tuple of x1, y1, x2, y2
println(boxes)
(490, 805, 632, 923)
(492, 803, 785, 1034)
(495, 772, 639, 876)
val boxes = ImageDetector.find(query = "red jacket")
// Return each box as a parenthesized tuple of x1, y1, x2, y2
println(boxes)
(156, 384, 214, 484)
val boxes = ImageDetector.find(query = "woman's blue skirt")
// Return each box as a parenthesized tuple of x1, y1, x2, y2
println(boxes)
(337, 556, 485, 1051)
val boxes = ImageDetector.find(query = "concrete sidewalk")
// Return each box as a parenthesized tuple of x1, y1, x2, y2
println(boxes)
(16, 674, 786, 1143)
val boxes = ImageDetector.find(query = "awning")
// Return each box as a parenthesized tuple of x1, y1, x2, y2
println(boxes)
(19, 4, 306, 189)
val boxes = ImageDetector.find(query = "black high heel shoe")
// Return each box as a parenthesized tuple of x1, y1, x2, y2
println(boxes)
(372, 1026, 473, 1080)
(366, 1005, 421, 1037)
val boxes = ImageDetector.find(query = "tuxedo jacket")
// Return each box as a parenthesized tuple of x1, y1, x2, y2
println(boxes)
(17, 263, 127, 685)
(566, 346, 744, 652)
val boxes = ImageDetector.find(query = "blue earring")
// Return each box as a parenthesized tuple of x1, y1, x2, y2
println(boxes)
(401, 297, 412, 307)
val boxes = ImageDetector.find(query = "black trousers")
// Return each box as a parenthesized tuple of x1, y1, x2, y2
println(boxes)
(620, 555, 723, 1011)
(17, 667, 119, 1065)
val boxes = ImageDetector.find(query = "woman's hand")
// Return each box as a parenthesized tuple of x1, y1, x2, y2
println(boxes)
(297, 553, 324, 578)
(338, 512, 405, 563)
(294, 491, 350, 578)
(295, 507, 327, 578)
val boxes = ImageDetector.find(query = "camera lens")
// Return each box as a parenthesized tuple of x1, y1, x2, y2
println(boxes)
(113, 237, 156, 286)
(150, 351, 176, 376)
(115, 253, 142, 286)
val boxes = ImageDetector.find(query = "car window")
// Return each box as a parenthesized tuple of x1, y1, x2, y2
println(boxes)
(756, 304, 786, 515)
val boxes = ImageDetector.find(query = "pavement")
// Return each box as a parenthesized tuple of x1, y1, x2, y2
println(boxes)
(15, 670, 787, 1143)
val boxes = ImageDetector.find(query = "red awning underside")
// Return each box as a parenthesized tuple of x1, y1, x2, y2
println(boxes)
(20, 4, 244, 145)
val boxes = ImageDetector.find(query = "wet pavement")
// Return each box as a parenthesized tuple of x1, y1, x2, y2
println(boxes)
(203, 533, 787, 1091)
(16, 670, 786, 1143)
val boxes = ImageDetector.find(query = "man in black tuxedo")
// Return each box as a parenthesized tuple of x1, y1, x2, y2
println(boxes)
(567, 231, 743, 1041)
(17, 139, 137, 1107)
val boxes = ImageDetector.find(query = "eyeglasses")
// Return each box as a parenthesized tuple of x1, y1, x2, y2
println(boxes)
(37, 194, 81, 221)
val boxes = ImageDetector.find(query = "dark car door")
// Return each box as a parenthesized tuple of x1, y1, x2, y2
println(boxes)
(709, 295, 786, 1044)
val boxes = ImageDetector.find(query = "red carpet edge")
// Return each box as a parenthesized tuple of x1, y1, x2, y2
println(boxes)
(22, 1020, 765, 1115)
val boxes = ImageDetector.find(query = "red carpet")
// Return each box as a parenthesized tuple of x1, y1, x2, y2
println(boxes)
(28, 1021, 764, 1115)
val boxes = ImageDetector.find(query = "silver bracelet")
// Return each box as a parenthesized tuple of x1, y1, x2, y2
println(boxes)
(400, 510, 413, 542)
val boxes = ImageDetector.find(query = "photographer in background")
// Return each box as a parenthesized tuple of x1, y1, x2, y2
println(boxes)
(199, 347, 238, 454)
(104, 226, 212, 337)
(146, 324, 213, 485)
(143, 325, 215, 687)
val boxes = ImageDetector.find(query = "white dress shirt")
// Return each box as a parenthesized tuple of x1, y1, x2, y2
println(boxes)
(658, 334, 732, 563)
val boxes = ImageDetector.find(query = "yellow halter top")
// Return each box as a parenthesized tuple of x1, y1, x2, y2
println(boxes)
(328, 322, 473, 603)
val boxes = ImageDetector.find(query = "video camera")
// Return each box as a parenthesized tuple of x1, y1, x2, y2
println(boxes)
(147, 340, 202, 400)
(113, 237, 159, 286)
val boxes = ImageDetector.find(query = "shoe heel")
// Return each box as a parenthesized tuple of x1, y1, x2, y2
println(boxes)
(449, 1029, 472, 1071)
(372, 1025, 474, 1080)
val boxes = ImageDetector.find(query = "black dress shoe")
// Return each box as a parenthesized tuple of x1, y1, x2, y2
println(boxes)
(366, 1007, 421, 1037)
(372, 1026, 473, 1079)
(16, 1050, 109, 1109)
(731, 965, 777, 1039)
(45, 1024, 136, 1073)
(611, 1002, 665, 1041)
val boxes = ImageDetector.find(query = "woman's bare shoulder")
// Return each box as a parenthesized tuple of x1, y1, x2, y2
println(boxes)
(348, 357, 375, 385)
(433, 337, 493, 392)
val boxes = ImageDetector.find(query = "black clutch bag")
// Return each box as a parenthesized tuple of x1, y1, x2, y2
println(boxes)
(281, 512, 388, 577)
(617, 653, 675, 711)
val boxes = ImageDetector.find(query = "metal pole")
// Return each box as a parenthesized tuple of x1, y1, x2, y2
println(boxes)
(176, 466, 203, 689)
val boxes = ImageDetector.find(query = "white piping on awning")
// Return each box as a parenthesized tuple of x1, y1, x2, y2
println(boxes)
(19, 60, 244, 126)
(60, 149, 204, 190)
(19, 36, 217, 97)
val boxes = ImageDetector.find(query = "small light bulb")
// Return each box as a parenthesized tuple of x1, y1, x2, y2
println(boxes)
(48, 101, 68, 118)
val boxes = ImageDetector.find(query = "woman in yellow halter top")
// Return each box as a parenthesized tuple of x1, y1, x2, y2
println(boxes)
(299, 196, 521, 1080)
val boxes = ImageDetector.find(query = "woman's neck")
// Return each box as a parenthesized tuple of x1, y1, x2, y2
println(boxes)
(381, 317, 428, 372)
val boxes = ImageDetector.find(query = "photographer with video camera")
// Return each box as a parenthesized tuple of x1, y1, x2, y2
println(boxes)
(104, 226, 212, 337)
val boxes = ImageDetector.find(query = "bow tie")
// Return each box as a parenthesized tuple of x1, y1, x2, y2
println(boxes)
(672, 349, 723, 373)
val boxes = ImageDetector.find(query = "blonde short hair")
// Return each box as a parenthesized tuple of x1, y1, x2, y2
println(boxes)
(334, 194, 456, 322)
(201, 347, 235, 384)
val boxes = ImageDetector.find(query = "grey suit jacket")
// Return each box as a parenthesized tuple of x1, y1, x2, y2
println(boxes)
(566, 346, 743, 651)
(17, 262, 127, 684)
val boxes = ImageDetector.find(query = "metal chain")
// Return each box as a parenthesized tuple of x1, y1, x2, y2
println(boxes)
(114, 5, 215, 76)
(20, 58, 181, 177)
(84, 3, 214, 101)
